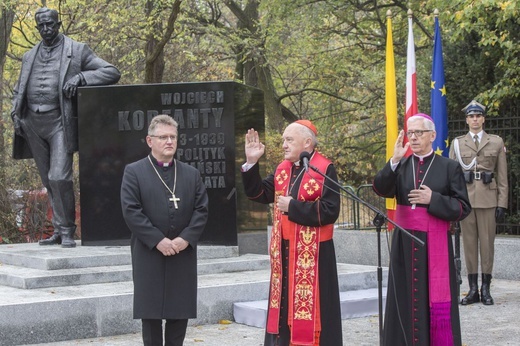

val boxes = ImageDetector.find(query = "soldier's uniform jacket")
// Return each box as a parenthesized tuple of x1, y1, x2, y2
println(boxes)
(449, 131, 508, 209)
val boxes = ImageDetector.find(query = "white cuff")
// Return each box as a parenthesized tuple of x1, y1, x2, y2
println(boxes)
(390, 159, 399, 172)
(242, 162, 255, 172)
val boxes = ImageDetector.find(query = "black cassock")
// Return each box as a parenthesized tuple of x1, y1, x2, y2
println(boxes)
(242, 161, 343, 346)
(121, 155, 208, 319)
(373, 153, 470, 346)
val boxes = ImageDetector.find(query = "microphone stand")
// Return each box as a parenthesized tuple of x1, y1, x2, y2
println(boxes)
(453, 221, 462, 302)
(305, 164, 424, 345)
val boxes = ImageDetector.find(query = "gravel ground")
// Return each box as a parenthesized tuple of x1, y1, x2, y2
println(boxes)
(29, 279, 520, 346)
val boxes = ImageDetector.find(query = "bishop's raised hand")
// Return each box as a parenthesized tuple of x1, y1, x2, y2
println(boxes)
(245, 128, 265, 165)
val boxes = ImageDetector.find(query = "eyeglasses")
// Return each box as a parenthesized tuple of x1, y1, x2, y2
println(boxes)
(150, 135, 177, 142)
(406, 130, 432, 138)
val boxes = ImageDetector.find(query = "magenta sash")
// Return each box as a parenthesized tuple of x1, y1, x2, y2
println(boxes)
(395, 205, 454, 346)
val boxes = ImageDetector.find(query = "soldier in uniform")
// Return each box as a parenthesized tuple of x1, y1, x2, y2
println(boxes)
(449, 100, 508, 305)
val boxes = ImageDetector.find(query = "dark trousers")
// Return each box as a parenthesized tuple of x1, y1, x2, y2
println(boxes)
(20, 109, 75, 233)
(142, 319, 188, 346)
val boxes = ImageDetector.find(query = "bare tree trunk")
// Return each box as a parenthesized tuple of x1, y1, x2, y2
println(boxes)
(0, 5, 16, 238)
(0, 5, 15, 184)
(253, 56, 287, 131)
(144, 35, 165, 83)
(236, 1, 258, 87)
(144, 0, 182, 83)
(224, 0, 295, 132)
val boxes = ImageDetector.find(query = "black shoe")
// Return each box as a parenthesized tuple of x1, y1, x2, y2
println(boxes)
(461, 273, 480, 305)
(39, 233, 61, 245)
(481, 274, 494, 305)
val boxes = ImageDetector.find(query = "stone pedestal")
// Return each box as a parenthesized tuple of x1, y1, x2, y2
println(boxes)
(77, 82, 265, 246)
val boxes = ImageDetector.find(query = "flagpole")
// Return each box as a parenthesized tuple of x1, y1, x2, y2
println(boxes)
(404, 9, 418, 157)
(382, 10, 398, 344)
(431, 6, 463, 302)
(430, 8, 449, 157)
(385, 7, 398, 230)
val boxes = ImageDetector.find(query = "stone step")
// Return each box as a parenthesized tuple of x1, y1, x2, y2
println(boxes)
(0, 243, 239, 270)
(0, 264, 386, 345)
(233, 287, 387, 328)
(0, 243, 132, 270)
(339, 287, 387, 319)
(0, 263, 133, 289)
(0, 243, 388, 345)
(198, 253, 270, 275)
(0, 253, 270, 290)
(0, 265, 384, 308)
(0, 270, 269, 345)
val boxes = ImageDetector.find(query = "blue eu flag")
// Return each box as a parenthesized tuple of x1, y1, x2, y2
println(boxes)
(431, 17, 448, 157)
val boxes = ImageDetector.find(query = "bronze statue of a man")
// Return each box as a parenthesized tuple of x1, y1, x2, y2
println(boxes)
(11, 7, 121, 247)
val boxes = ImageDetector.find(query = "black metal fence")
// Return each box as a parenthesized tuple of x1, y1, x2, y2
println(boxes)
(336, 184, 387, 230)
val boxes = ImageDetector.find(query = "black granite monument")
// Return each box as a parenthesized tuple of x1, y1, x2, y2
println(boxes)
(78, 82, 265, 246)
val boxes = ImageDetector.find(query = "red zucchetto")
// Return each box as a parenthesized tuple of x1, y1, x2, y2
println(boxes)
(294, 119, 318, 135)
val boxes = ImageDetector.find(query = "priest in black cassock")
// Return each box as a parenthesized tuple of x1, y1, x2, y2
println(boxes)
(121, 114, 209, 346)
(373, 114, 471, 346)
(241, 120, 343, 346)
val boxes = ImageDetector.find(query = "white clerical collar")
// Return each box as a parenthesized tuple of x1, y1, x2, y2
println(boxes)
(149, 154, 173, 167)
(413, 150, 434, 161)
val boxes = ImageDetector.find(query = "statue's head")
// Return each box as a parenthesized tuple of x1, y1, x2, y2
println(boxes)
(35, 7, 61, 45)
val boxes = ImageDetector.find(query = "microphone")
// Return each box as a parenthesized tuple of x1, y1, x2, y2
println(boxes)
(299, 151, 311, 172)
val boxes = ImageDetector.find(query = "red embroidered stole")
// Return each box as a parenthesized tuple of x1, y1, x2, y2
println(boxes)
(395, 205, 454, 346)
(267, 152, 333, 345)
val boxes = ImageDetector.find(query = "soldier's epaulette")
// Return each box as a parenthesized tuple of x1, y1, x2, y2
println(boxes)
(488, 134, 501, 138)
(455, 135, 466, 140)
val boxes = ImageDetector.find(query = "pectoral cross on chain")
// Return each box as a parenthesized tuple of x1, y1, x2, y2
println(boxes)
(170, 193, 180, 209)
